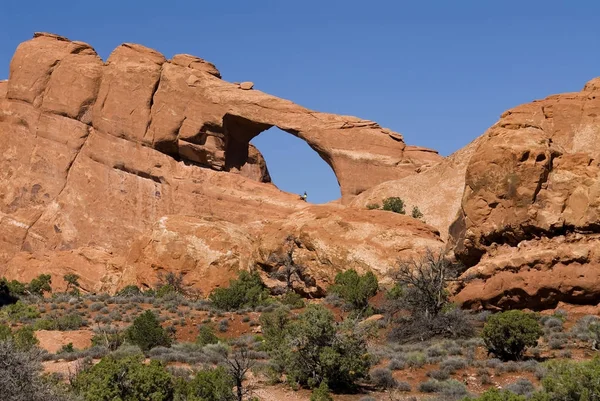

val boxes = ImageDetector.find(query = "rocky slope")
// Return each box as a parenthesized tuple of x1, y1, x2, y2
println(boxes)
(3, 32, 600, 310)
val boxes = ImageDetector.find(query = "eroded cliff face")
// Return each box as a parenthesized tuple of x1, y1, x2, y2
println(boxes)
(0, 33, 442, 295)
(4, 32, 600, 310)
(451, 78, 600, 310)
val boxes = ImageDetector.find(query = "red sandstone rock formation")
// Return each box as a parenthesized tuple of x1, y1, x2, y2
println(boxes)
(0, 33, 442, 295)
(451, 78, 600, 309)
(4, 32, 600, 310)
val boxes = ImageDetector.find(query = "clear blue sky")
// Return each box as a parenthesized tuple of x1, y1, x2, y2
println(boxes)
(2, 1, 599, 203)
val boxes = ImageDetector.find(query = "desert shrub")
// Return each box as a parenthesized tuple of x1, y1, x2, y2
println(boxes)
(91, 327, 124, 351)
(371, 368, 398, 389)
(389, 308, 474, 343)
(125, 310, 172, 352)
(89, 302, 104, 312)
(540, 358, 600, 400)
(34, 318, 56, 330)
(72, 354, 173, 401)
(0, 323, 11, 340)
(197, 324, 219, 346)
(428, 369, 451, 380)
(548, 337, 565, 350)
(366, 203, 380, 210)
(280, 291, 305, 309)
(504, 378, 536, 396)
(116, 285, 142, 297)
(482, 310, 542, 361)
(59, 342, 75, 354)
(382, 197, 405, 214)
(13, 326, 39, 351)
(441, 357, 468, 373)
(411, 206, 424, 219)
(1, 300, 40, 322)
(0, 340, 72, 401)
(178, 366, 235, 401)
(218, 318, 229, 332)
(419, 379, 441, 393)
(0, 278, 19, 306)
(397, 381, 412, 392)
(261, 304, 370, 390)
(462, 388, 527, 401)
(209, 271, 271, 311)
(310, 381, 334, 401)
(56, 313, 85, 330)
(388, 358, 406, 370)
(329, 269, 378, 311)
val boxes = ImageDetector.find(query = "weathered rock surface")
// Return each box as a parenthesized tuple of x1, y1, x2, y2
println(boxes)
(452, 78, 600, 309)
(0, 33, 441, 295)
(350, 137, 483, 241)
(4, 32, 600, 310)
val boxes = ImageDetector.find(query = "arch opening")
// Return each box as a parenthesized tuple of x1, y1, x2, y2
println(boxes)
(250, 127, 341, 204)
(221, 114, 340, 203)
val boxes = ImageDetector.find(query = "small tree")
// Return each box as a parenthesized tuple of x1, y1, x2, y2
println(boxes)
(392, 250, 459, 318)
(262, 304, 371, 390)
(125, 310, 172, 352)
(27, 274, 52, 297)
(482, 310, 542, 361)
(266, 235, 310, 293)
(329, 269, 378, 311)
(382, 197, 405, 214)
(224, 346, 256, 401)
(63, 273, 80, 295)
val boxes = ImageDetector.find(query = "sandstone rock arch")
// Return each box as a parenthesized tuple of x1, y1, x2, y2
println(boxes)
(6, 32, 440, 203)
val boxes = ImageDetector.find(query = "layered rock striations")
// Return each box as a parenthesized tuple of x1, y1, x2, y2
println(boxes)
(3, 32, 600, 310)
(451, 78, 600, 309)
(0, 33, 441, 295)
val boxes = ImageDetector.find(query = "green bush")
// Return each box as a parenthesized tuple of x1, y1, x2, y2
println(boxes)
(366, 203, 380, 210)
(117, 285, 142, 297)
(329, 269, 378, 311)
(0, 323, 11, 340)
(541, 358, 600, 400)
(125, 310, 172, 352)
(27, 274, 52, 297)
(411, 206, 424, 219)
(0, 278, 21, 306)
(196, 324, 219, 346)
(310, 381, 334, 401)
(382, 197, 405, 214)
(461, 388, 527, 401)
(180, 366, 235, 401)
(280, 292, 305, 309)
(72, 354, 174, 401)
(482, 310, 542, 361)
(1, 300, 40, 322)
(209, 271, 271, 311)
(262, 304, 370, 390)
(13, 326, 39, 351)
